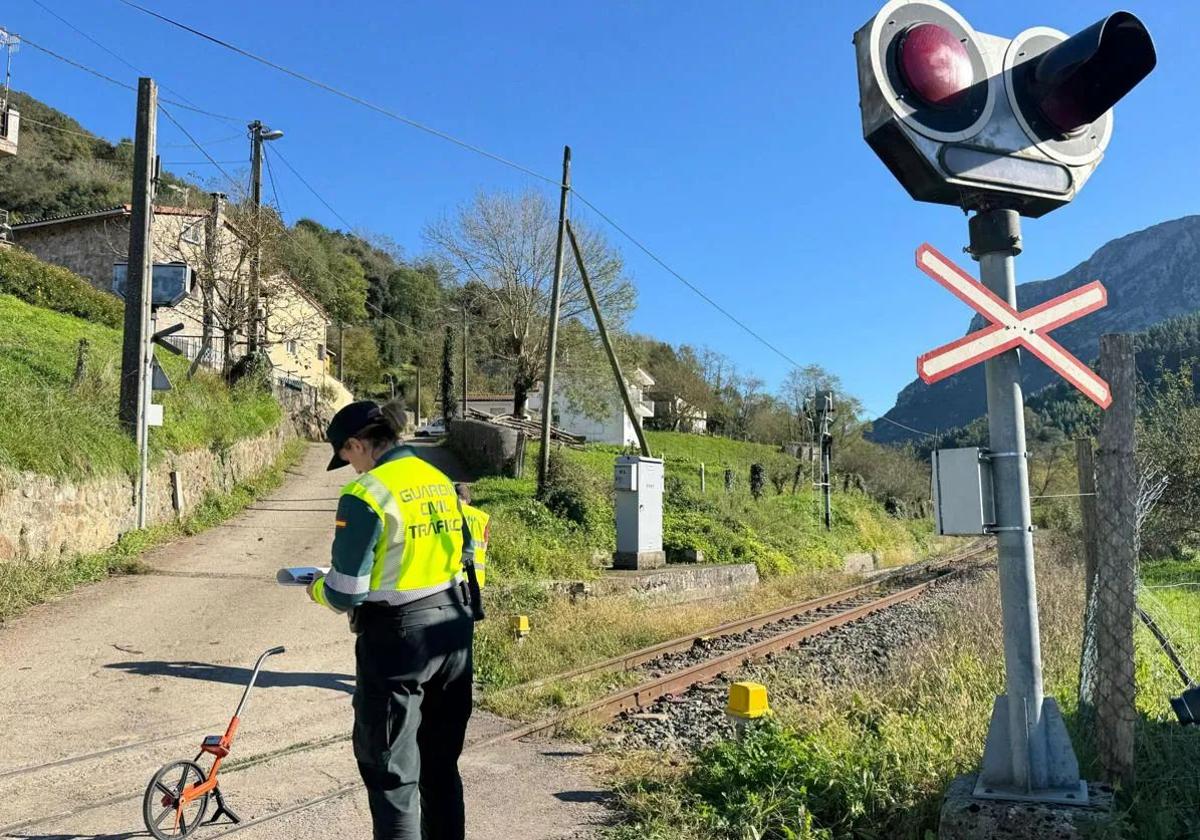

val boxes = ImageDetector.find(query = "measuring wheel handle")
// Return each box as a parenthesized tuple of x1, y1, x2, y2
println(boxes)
(142, 759, 210, 839)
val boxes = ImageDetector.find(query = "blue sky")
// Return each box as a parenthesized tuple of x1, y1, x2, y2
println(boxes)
(6, 0, 1197, 418)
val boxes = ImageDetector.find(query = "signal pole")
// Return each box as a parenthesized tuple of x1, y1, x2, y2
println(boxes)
(538, 145, 571, 494)
(460, 306, 468, 418)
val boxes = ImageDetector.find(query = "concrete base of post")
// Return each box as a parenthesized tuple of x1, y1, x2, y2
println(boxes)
(612, 550, 667, 570)
(939, 774, 1115, 840)
(976, 696, 1086, 805)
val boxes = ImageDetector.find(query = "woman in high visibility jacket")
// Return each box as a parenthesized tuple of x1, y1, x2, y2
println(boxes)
(308, 401, 481, 840)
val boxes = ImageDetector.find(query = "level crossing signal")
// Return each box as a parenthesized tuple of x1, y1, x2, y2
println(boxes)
(853, 1, 1156, 217)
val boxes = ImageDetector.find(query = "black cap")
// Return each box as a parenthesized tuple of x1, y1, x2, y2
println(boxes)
(325, 400, 384, 471)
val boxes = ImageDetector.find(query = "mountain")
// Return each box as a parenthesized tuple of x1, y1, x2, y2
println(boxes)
(872, 215, 1200, 444)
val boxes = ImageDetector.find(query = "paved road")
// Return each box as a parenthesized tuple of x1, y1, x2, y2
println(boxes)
(0, 442, 608, 839)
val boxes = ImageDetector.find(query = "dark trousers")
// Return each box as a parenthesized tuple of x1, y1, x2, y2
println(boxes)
(353, 602, 474, 840)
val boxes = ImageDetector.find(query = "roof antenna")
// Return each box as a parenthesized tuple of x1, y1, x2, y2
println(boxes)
(0, 29, 18, 114)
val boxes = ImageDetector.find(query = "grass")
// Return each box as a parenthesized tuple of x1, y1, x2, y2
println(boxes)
(472, 431, 940, 585)
(598, 538, 1200, 839)
(0, 438, 306, 623)
(0, 293, 281, 479)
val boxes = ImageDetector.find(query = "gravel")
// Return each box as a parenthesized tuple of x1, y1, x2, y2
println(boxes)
(604, 567, 990, 753)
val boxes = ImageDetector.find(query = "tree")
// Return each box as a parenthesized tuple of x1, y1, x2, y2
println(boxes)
(440, 325, 457, 425)
(426, 189, 636, 417)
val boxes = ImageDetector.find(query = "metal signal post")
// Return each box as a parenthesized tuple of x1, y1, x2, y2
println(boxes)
(855, 0, 1157, 806)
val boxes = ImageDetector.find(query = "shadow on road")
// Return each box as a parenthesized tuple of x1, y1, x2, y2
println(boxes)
(13, 832, 146, 839)
(105, 661, 355, 695)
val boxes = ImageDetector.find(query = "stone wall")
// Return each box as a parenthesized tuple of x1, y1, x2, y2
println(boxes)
(448, 419, 522, 478)
(0, 421, 296, 564)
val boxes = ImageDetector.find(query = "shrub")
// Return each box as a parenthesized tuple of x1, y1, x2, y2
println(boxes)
(0, 247, 123, 327)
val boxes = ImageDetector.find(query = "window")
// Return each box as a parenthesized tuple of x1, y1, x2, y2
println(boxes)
(286, 340, 298, 355)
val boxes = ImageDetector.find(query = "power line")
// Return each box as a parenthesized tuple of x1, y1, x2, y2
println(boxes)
(268, 145, 355, 232)
(19, 35, 243, 124)
(160, 133, 243, 149)
(156, 104, 240, 190)
(28, 0, 241, 123)
(162, 159, 243, 165)
(115, 0, 559, 187)
(20, 114, 101, 140)
(262, 143, 283, 216)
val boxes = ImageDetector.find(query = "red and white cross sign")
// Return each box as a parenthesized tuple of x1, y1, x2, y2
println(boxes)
(915, 244, 1112, 409)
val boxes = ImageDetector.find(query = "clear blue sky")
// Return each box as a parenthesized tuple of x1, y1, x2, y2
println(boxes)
(7, 0, 1197, 419)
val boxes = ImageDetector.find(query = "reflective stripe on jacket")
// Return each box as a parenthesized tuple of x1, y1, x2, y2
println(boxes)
(313, 446, 467, 612)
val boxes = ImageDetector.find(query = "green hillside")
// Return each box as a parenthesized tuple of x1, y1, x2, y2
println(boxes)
(0, 291, 280, 478)
(473, 430, 939, 583)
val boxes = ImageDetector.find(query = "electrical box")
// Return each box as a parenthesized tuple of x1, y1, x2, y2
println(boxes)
(613, 455, 666, 570)
(931, 447, 995, 535)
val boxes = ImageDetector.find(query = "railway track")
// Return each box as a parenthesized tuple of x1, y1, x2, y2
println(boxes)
(2, 541, 992, 836)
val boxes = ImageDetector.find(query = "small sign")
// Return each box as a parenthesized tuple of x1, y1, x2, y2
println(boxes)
(146, 402, 164, 427)
(151, 359, 172, 392)
(113, 262, 194, 309)
(914, 244, 1112, 408)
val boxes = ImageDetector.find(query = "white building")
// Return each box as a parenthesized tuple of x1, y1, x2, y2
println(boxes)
(529, 368, 655, 446)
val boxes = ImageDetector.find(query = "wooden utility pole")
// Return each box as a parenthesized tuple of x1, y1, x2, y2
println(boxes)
(460, 307, 468, 418)
(566, 219, 650, 457)
(1093, 333, 1137, 789)
(119, 78, 157, 439)
(537, 145, 571, 494)
(1076, 437, 1099, 604)
(415, 367, 422, 424)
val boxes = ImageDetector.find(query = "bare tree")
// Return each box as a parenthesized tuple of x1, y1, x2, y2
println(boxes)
(426, 189, 635, 417)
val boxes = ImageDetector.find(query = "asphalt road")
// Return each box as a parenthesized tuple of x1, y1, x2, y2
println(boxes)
(0, 441, 608, 839)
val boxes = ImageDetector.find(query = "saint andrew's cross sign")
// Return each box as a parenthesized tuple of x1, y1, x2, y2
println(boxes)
(915, 244, 1112, 409)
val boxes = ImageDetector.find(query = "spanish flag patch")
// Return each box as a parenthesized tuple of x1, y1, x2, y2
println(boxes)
(335, 519, 348, 528)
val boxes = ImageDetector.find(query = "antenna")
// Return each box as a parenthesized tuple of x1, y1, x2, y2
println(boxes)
(0, 29, 19, 115)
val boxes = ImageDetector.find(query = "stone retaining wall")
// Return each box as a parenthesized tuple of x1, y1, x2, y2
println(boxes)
(448, 419, 522, 478)
(0, 421, 296, 564)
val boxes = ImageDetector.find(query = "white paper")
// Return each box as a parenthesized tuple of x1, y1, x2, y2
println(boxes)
(276, 566, 330, 586)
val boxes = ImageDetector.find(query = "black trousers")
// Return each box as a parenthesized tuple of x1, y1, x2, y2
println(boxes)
(353, 602, 474, 840)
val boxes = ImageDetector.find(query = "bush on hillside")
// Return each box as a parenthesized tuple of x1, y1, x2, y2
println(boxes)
(540, 448, 609, 534)
(836, 435, 929, 506)
(0, 247, 123, 327)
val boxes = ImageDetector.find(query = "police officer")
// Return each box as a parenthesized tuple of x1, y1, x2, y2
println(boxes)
(455, 483, 490, 587)
(308, 401, 482, 839)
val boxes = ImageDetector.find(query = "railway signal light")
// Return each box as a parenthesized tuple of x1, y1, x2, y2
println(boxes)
(854, 1, 1156, 217)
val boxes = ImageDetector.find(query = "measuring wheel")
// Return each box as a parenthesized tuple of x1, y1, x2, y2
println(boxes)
(142, 759, 210, 839)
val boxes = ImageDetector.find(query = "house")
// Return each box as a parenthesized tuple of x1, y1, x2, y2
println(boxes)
(12, 196, 350, 405)
(647, 390, 709, 435)
(528, 367, 656, 446)
(462, 393, 518, 417)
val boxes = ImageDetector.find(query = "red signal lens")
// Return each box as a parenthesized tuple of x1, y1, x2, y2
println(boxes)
(898, 23, 974, 109)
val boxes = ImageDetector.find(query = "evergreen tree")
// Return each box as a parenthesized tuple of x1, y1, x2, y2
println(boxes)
(440, 325, 457, 425)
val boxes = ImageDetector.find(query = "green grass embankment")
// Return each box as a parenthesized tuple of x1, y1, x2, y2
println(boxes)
(0, 293, 280, 478)
(473, 430, 936, 584)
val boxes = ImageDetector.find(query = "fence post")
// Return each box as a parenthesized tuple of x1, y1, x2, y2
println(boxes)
(700, 462, 706, 493)
(1092, 333, 1137, 789)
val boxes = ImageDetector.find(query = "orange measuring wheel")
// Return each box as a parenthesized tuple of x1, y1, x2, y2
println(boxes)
(141, 646, 284, 839)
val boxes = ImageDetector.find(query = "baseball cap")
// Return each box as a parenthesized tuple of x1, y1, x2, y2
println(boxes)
(325, 400, 384, 471)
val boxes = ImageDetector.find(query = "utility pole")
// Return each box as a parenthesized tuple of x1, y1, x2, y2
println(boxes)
(118, 78, 157, 526)
(247, 120, 282, 355)
(538, 145, 571, 494)
(566, 220, 650, 457)
(415, 366, 422, 424)
(816, 391, 834, 530)
(337, 320, 345, 380)
(460, 306, 468, 419)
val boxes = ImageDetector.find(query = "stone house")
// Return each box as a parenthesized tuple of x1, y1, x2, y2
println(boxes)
(12, 198, 349, 404)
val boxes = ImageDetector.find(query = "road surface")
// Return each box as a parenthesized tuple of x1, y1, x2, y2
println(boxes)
(0, 441, 608, 839)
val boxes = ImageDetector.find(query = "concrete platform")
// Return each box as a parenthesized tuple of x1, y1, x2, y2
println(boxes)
(574, 562, 759, 606)
(939, 774, 1116, 839)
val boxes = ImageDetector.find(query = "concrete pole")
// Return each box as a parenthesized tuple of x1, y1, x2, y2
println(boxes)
(119, 78, 157, 438)
(537, 145, 571, 494)
(415, 367, 422, 424)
